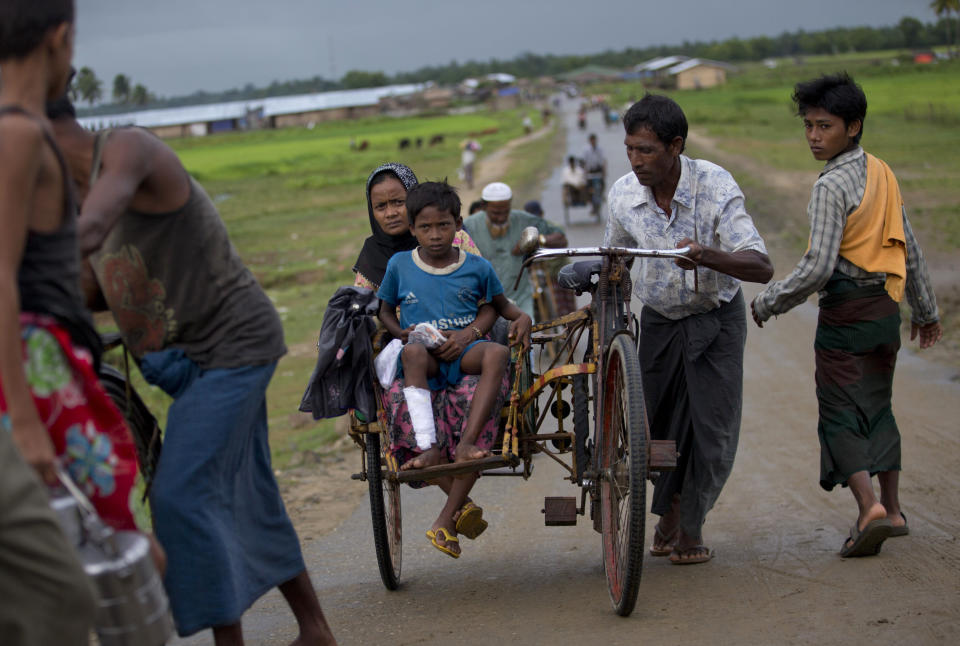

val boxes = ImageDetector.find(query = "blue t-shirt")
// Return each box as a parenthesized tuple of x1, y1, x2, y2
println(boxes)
(378, 249, 504, 331)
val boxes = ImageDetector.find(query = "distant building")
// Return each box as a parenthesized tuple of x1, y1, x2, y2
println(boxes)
(78, 84, 424, 138)
(632, 56, 691, 84)
(667, 59, 735, 90)
(557, 65, 628, 84)
(630, 56, 734, 90)
(489, 86, 521, 110)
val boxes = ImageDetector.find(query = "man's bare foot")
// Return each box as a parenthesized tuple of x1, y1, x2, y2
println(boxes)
(844, 501, 888, 551)
(454, 442, 490, 463)
(886, 509, 907, 529)
(669, 544, 713, 565)
(650, 522, 678, 556)
(401, 446, 442, 470)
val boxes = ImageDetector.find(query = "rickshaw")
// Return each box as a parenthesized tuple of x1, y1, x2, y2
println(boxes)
(562, 176, 604, 225)
(349, 234, 691, 616)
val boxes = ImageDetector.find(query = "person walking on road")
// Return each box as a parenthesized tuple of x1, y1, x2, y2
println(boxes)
(0, 3, 99, 642)
(604, 94, 773, 564)
(582, 133, 606, 216)
(49, 97, 338, 645)
(751, 73, 942, 558)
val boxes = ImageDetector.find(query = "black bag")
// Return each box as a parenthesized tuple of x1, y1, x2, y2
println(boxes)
(299, 286, 379, 420)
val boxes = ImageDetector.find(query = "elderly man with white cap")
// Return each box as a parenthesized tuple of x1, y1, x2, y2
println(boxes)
(462, 182, 568, 318)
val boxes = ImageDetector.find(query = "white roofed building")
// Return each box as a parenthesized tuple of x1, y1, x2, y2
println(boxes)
(78, 84, 424, 138)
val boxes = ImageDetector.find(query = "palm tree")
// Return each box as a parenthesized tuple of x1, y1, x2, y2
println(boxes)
(931, 0, 960, 57)
(74, 66, 102, 106)
(131, 84, 151, 106)
(112, 74, 131, 104)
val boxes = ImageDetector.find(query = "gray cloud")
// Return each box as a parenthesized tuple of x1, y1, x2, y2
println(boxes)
(74, 0, 935, 97)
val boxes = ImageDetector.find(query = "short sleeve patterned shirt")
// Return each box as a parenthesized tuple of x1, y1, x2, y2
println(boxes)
(603, 155, 767, 319)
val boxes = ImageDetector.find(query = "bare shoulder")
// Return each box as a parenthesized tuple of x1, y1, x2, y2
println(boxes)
(0, 113, 44, 156)
(102, 126, 155, 159)
(109, 127, 183, 172)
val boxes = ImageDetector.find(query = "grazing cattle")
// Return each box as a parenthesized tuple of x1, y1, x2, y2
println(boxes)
(428, 134, 445, 146)
(357, 140, 369, 151)
(415, 137, 423, 148)
(398, 138, 411, 150)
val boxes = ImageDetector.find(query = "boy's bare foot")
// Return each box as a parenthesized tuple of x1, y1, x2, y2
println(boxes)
(843, 501, 888, 552)
(454, 442, 490, 462)
(401, 446, 442, 470)
(427, 524, 461, 557)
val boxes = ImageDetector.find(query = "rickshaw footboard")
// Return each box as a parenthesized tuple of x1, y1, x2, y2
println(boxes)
(391, 454, 520, 483)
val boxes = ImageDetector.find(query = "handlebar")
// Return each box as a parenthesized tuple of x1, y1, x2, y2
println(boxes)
(514, 245, 692, 291)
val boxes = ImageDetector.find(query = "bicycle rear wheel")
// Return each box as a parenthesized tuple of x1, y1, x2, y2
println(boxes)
(599, 334, 647, 616)
(366, 432, 402, 589)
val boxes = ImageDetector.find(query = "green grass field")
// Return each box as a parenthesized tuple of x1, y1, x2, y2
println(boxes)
(115, 54, 959, 481)
(598, 55, 960, 360)
(107, 107, 553, 471)
(607, 58, 960, 246)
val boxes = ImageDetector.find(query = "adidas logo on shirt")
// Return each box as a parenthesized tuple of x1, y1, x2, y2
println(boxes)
(404, 291, 419, 304)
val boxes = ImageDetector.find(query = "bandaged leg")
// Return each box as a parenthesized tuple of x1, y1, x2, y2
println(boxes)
(403, 386, 437, 450)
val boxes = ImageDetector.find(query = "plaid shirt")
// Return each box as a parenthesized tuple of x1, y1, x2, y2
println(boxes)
(753, 147, 938, 325)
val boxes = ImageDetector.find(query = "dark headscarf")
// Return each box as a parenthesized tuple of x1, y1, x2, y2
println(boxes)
(352, 162, 419, 288)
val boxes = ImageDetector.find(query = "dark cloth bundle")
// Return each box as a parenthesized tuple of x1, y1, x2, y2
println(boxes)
(299, 286, 379, 419)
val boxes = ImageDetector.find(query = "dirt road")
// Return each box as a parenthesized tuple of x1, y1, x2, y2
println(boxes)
(171, 99, 960, 646)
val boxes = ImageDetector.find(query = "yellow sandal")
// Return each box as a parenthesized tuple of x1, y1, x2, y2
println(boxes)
(455, 501, 488, 540)
(426, 527, 460, 559)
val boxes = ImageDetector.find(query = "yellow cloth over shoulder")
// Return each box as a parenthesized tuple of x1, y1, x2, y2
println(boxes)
(838, 153, 907, 302)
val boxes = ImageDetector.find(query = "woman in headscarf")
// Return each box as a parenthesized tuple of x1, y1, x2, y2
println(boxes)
(353, 162, 480, 290)
(352, 163, 506, 543)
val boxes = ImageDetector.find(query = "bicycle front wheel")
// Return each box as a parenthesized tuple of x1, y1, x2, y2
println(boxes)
(599, 334, 647, 616)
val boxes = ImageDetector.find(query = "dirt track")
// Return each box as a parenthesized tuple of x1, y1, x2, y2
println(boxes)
(171, 98, 960, 646)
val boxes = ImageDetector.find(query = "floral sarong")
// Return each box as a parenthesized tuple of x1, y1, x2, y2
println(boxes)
(0, 313, 138, 530)
(381, 371, 509, 488)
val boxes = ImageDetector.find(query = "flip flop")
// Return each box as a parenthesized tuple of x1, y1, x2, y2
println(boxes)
(890, 513, 909, 537)
(455, 501, 488, 540)
(650, 523, 678, 557)
(840, 518, 894, 557)
(669, 545, 713, 565)
(427, 527, 460, 559)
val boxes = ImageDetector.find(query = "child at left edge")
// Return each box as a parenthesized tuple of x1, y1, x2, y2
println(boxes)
(377, 180, 531, 558)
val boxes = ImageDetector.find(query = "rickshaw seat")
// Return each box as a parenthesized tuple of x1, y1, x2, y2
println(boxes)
(558, 260, 601, 294)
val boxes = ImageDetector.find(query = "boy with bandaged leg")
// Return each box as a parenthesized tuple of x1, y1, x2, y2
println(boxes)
(378, 181, 531, 558)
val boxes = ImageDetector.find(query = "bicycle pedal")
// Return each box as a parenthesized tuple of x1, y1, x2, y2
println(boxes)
(542, 497, 578, 526)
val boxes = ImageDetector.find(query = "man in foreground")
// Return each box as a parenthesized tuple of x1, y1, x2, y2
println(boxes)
(0, 3, 99, 641)
(49, 98, 337, 645)
(751, 73, 941, 558)
(604, 94, 773, 564)
(462, 181, 567, 318)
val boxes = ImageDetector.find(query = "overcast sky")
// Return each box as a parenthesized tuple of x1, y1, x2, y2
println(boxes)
(74, 0, 936, 98)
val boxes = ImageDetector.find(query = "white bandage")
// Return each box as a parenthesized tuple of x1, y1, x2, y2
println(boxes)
(403, 386, 436, 451)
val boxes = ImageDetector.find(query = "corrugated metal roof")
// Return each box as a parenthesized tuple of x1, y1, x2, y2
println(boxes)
(666, 58, 734, 74)
(77, 83, 424, 130)
(634, 56, 689, 72)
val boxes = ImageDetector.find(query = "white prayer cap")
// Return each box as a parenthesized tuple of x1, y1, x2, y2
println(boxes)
(481, 182, 512, 201)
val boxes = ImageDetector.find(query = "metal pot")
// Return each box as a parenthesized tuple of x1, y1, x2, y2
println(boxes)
(53, 469, 174, 646)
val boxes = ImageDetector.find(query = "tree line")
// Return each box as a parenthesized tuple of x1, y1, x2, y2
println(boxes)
(72, 67, 155, 107)
(77, 12, 958, 116)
